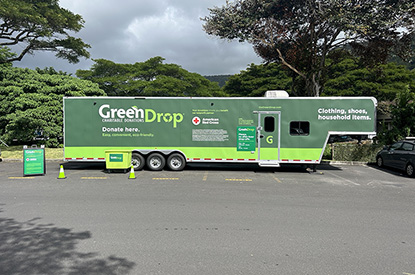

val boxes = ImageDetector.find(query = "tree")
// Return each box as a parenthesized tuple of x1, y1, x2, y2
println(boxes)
(377, 86, 415, 144)
(0, 66, 105, 147)
(204, 75, 232, 87)
(223, 63, 291, 96)
(389, 39, 415, 70)
(202, 0, 415, 96)
(0, 0, 90, 64)
(76, 57, 226, 97)
(323, 52, 415, 101)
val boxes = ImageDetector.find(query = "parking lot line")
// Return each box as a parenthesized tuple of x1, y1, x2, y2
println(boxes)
(8, 177, 34, 179)
(225, 178, 253, 182)
(203, 171, 208, 181)
(325, 170, 360, 186)
(152, 178, 179, 180)
(81, 177, 108, 180)
(271, 175, 282, 183)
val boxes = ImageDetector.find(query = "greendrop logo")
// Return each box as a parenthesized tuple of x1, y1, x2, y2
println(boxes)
(98, 104, 184, 128)
(110, 154, 123, 162)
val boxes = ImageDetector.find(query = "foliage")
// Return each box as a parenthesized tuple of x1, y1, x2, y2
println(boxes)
(0, 0, 90, 64)
(202, 0, 415, 97)
(221, 50, 415, 100)
(323, 144, 332, 160)
(0, 66, 105, 147)
(76, 57, 225, 97)
(0, 46, 16, 63)
(377, 86, 415, 144)
(389, 39, 415, 70)
(203, 75, 232, 87)
(0, 145, 63, 159)
(331, 143, 383, 162)
(222, 63, 291, 96)
(323, 53, 415, 101)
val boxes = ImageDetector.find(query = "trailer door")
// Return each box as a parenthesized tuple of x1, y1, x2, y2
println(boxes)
(256, 111, 281, 164)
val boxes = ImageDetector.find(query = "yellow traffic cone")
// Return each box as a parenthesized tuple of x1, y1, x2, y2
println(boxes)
(57, 165, 67, 179)
(128, 165, 136, 179)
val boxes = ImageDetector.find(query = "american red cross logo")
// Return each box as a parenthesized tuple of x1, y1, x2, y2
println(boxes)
(192, 116, 201, 125)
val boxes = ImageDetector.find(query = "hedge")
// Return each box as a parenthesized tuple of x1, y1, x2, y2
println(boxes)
(328, 143, 383, 163)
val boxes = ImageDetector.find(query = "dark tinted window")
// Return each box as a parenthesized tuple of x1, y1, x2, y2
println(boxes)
(290, 121, 310, 136)
(264, 116, 275, 132)
(402, 142, 414, 151)
(390, 142, 403, 150)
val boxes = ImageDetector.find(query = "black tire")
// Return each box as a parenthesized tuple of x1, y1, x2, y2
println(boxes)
(376, 156, 383, 167)
(131, 153, 145, 171)
(406, 163, 414, 177)
(146, 153, 165, 171)
(167, 153, 186, 171)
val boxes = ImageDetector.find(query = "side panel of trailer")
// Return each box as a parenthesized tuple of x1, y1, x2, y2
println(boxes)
(63, 97, 376, 167)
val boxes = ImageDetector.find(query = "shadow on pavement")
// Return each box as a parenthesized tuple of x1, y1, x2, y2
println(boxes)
(61, 162, 106, 170)
(0, 211, 135, 275)
(59, 161, 342, 173)
(186, 163, 342, 173)
(367, 163, 411, 178)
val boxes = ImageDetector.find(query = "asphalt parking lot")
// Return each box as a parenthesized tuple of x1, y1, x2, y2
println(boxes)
(1, 160, 414, 187)
(1, 161, 414, 275)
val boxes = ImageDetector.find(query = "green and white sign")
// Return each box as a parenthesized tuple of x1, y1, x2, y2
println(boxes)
(237, 126, 256, 151)
(23, 147, 46, 176)
(109, 153, 123, 162)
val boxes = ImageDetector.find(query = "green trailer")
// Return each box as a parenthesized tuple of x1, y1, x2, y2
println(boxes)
(63, 95, 377, 171)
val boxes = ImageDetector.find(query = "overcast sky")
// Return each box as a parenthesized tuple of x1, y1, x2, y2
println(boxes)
(15, 0, 262, 76)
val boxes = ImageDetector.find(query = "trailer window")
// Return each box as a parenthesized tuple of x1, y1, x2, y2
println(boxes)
(264, 116, 275, 132)
(290, 121, 310, 136)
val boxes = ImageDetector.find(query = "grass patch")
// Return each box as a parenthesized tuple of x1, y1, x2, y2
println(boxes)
(0, 145, 63, 160)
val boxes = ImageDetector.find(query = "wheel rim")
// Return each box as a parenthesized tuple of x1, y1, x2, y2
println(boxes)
(150, 157, 162, 169)
(132, 158, 140, 169)
(377, 157, 383, 167)
(170, 157, 182, 168)
(131, 154, 144, 170)
(407, 164, 414, 176)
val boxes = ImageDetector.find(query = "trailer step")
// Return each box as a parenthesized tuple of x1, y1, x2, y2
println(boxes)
(258, 162, 281, 167)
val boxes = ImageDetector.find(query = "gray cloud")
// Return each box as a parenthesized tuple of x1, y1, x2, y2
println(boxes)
(15, 0, 262, 75)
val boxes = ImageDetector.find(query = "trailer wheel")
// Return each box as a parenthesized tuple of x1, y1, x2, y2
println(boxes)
(146, 153, 166, 171)
(131, 153, 145, 171)
(167, 153, 186, 171)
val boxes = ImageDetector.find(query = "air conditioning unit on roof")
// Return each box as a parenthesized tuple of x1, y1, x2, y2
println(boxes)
(264, 90, 289, 98)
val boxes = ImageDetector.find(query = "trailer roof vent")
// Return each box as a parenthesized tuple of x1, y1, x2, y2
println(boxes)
(264, 90, 289, 98)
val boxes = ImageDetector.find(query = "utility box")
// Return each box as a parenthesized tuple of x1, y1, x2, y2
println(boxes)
(105, 150, 132, 171)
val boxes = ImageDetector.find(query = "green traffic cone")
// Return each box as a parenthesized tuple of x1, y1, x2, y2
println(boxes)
(128, 165, 136, 179)
(57, 165, 66, 179)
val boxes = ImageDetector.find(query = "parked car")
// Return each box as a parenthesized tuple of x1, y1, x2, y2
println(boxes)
(328, 135, 355, 143)
(376, 138, 415, 177)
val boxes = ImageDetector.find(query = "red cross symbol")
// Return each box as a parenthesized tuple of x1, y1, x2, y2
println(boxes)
(192, 117, 201, 125)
